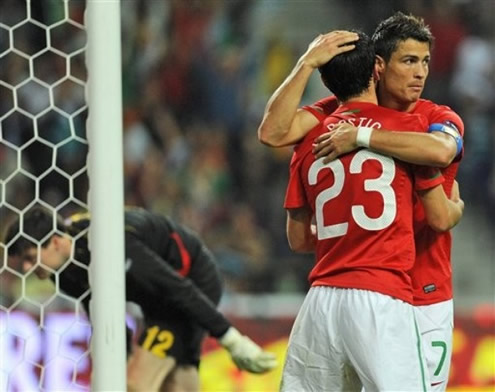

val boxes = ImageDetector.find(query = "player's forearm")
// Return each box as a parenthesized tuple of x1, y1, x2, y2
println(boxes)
(369, 130, 456, 167)
(126, 240, 231, 338)
(288, 234, 316, 253)
(287, 227, 315, 253)
(286, 209, 316, 253)
(257, 60, 314, 147)
(430, 199, 464, 232)
(446, 198, 464, 229)
(419, 187, 464, 232)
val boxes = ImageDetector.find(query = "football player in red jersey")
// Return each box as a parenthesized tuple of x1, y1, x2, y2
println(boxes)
(280, 30, 462, 392)
(258, 12, 463, 391)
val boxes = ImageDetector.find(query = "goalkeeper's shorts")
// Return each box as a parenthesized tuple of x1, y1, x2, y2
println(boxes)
(136, 312, 205, 367)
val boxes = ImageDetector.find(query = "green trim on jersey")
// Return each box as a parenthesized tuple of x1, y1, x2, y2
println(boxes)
(340, 109, 361, 115)
(429, 170, 443, 179)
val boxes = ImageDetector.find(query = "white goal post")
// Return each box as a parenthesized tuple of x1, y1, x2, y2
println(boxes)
(86, 0, 126, 389)
(0, 0, 126, 390)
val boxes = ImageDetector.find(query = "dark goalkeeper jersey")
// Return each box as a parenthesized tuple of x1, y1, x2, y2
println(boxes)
(51, 207, 231, 338)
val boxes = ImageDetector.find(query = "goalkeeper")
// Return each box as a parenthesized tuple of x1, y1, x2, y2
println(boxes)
(4, 206, 277, 391)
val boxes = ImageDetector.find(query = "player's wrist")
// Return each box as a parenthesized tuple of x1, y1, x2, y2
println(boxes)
(297, 56, 318, 71)
(219, 327, 241, 348)
(356, 127, 373, 148)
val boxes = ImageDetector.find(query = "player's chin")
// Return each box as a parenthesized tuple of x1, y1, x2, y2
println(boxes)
(407, 89, 423, 101)
(401, 93, 420, 106)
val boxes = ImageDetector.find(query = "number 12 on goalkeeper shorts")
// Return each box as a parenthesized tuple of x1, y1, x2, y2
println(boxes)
(142, 326, 175, 358)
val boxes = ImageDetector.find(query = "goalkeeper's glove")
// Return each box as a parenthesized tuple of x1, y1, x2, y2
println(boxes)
(219, 327, 278, 374)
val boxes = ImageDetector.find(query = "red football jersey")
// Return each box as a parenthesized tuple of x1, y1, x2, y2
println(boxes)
(285, 102, 444, 304)
(311, 96, 465, 305)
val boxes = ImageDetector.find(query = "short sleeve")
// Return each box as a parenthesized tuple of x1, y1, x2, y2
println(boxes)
(301, 105, 327, 121)
(413, 166, 445, 191)
(433, 106, 465, 161)
(429, 105, 465, 137)
(284, 149, 308, 209)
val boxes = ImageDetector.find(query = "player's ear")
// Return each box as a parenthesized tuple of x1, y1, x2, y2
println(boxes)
(374, 55, 385, 81)
(50, 235, 61, 250)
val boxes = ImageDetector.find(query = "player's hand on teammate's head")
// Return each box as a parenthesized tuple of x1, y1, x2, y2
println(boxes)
(302, 30, 359, 69)
(219, 327, 278, 374)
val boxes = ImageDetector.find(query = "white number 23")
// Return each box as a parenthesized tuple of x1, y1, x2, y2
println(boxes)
(308, 150, 397, 240)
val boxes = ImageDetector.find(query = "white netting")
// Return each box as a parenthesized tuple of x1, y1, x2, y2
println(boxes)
(0, 1, 92, 390)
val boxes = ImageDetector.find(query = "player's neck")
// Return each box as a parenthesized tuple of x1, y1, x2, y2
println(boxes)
(344, 87, 378, 105)
(380, 97, 416, 112)
(377, 89, 417, 112)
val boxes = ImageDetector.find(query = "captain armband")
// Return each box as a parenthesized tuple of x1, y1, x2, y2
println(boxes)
(428, 122, 463, 157)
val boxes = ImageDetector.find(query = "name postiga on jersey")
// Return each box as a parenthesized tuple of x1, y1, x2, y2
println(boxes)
(325, 115, 383, 132)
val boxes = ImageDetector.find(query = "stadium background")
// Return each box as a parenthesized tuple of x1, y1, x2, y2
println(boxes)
(0, 0, 493, 390)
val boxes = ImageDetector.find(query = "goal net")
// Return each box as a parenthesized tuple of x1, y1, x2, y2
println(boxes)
(0, 1, 125, 390)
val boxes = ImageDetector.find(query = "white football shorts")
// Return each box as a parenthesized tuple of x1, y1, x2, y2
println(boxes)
(415, 299, 454, 392)
(280, 286, 430, 392)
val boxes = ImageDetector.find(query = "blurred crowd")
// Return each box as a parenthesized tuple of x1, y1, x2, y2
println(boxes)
(0, 0, 493, 304)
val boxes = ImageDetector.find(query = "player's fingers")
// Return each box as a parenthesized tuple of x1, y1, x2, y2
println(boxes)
(313, 144, 334, 159)
(254, 363, 277, 374)
(251, 357, 278, 374)
(332, 122, 349, 131)
(312, 142, 330, 155)
(238, 351, 278, 374)
(312, 136, 332, 154)
(313, 132, 331, 145)
(323, 37, 357, 52)
(329, 31, 359, 44)
(319, 30, 346, 36)
(322, 151, 339, 164)
(335, 44, 356, 53)
(259, 351, 276, 361)
(260, 354, 278, 368)
(319, 31, 357, 46)
(238, 359, 265, 374)
(323, 30, 356, 37)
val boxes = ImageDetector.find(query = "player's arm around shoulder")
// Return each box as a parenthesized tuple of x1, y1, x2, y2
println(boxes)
(286, 206, 316, 253)
(366, 123, 460, 168)
(313, 122, 461, 167)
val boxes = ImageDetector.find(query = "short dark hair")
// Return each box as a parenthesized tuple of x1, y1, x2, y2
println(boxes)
(318, 31, 375, 102)
(3, 206, 67, 256)
(372, 11, 434, 62)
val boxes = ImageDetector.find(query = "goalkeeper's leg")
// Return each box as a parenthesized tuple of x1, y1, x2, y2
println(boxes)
(159, 365, 199, 392)
(128, 315, 203, 391)
(127, 345, 176, 392)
